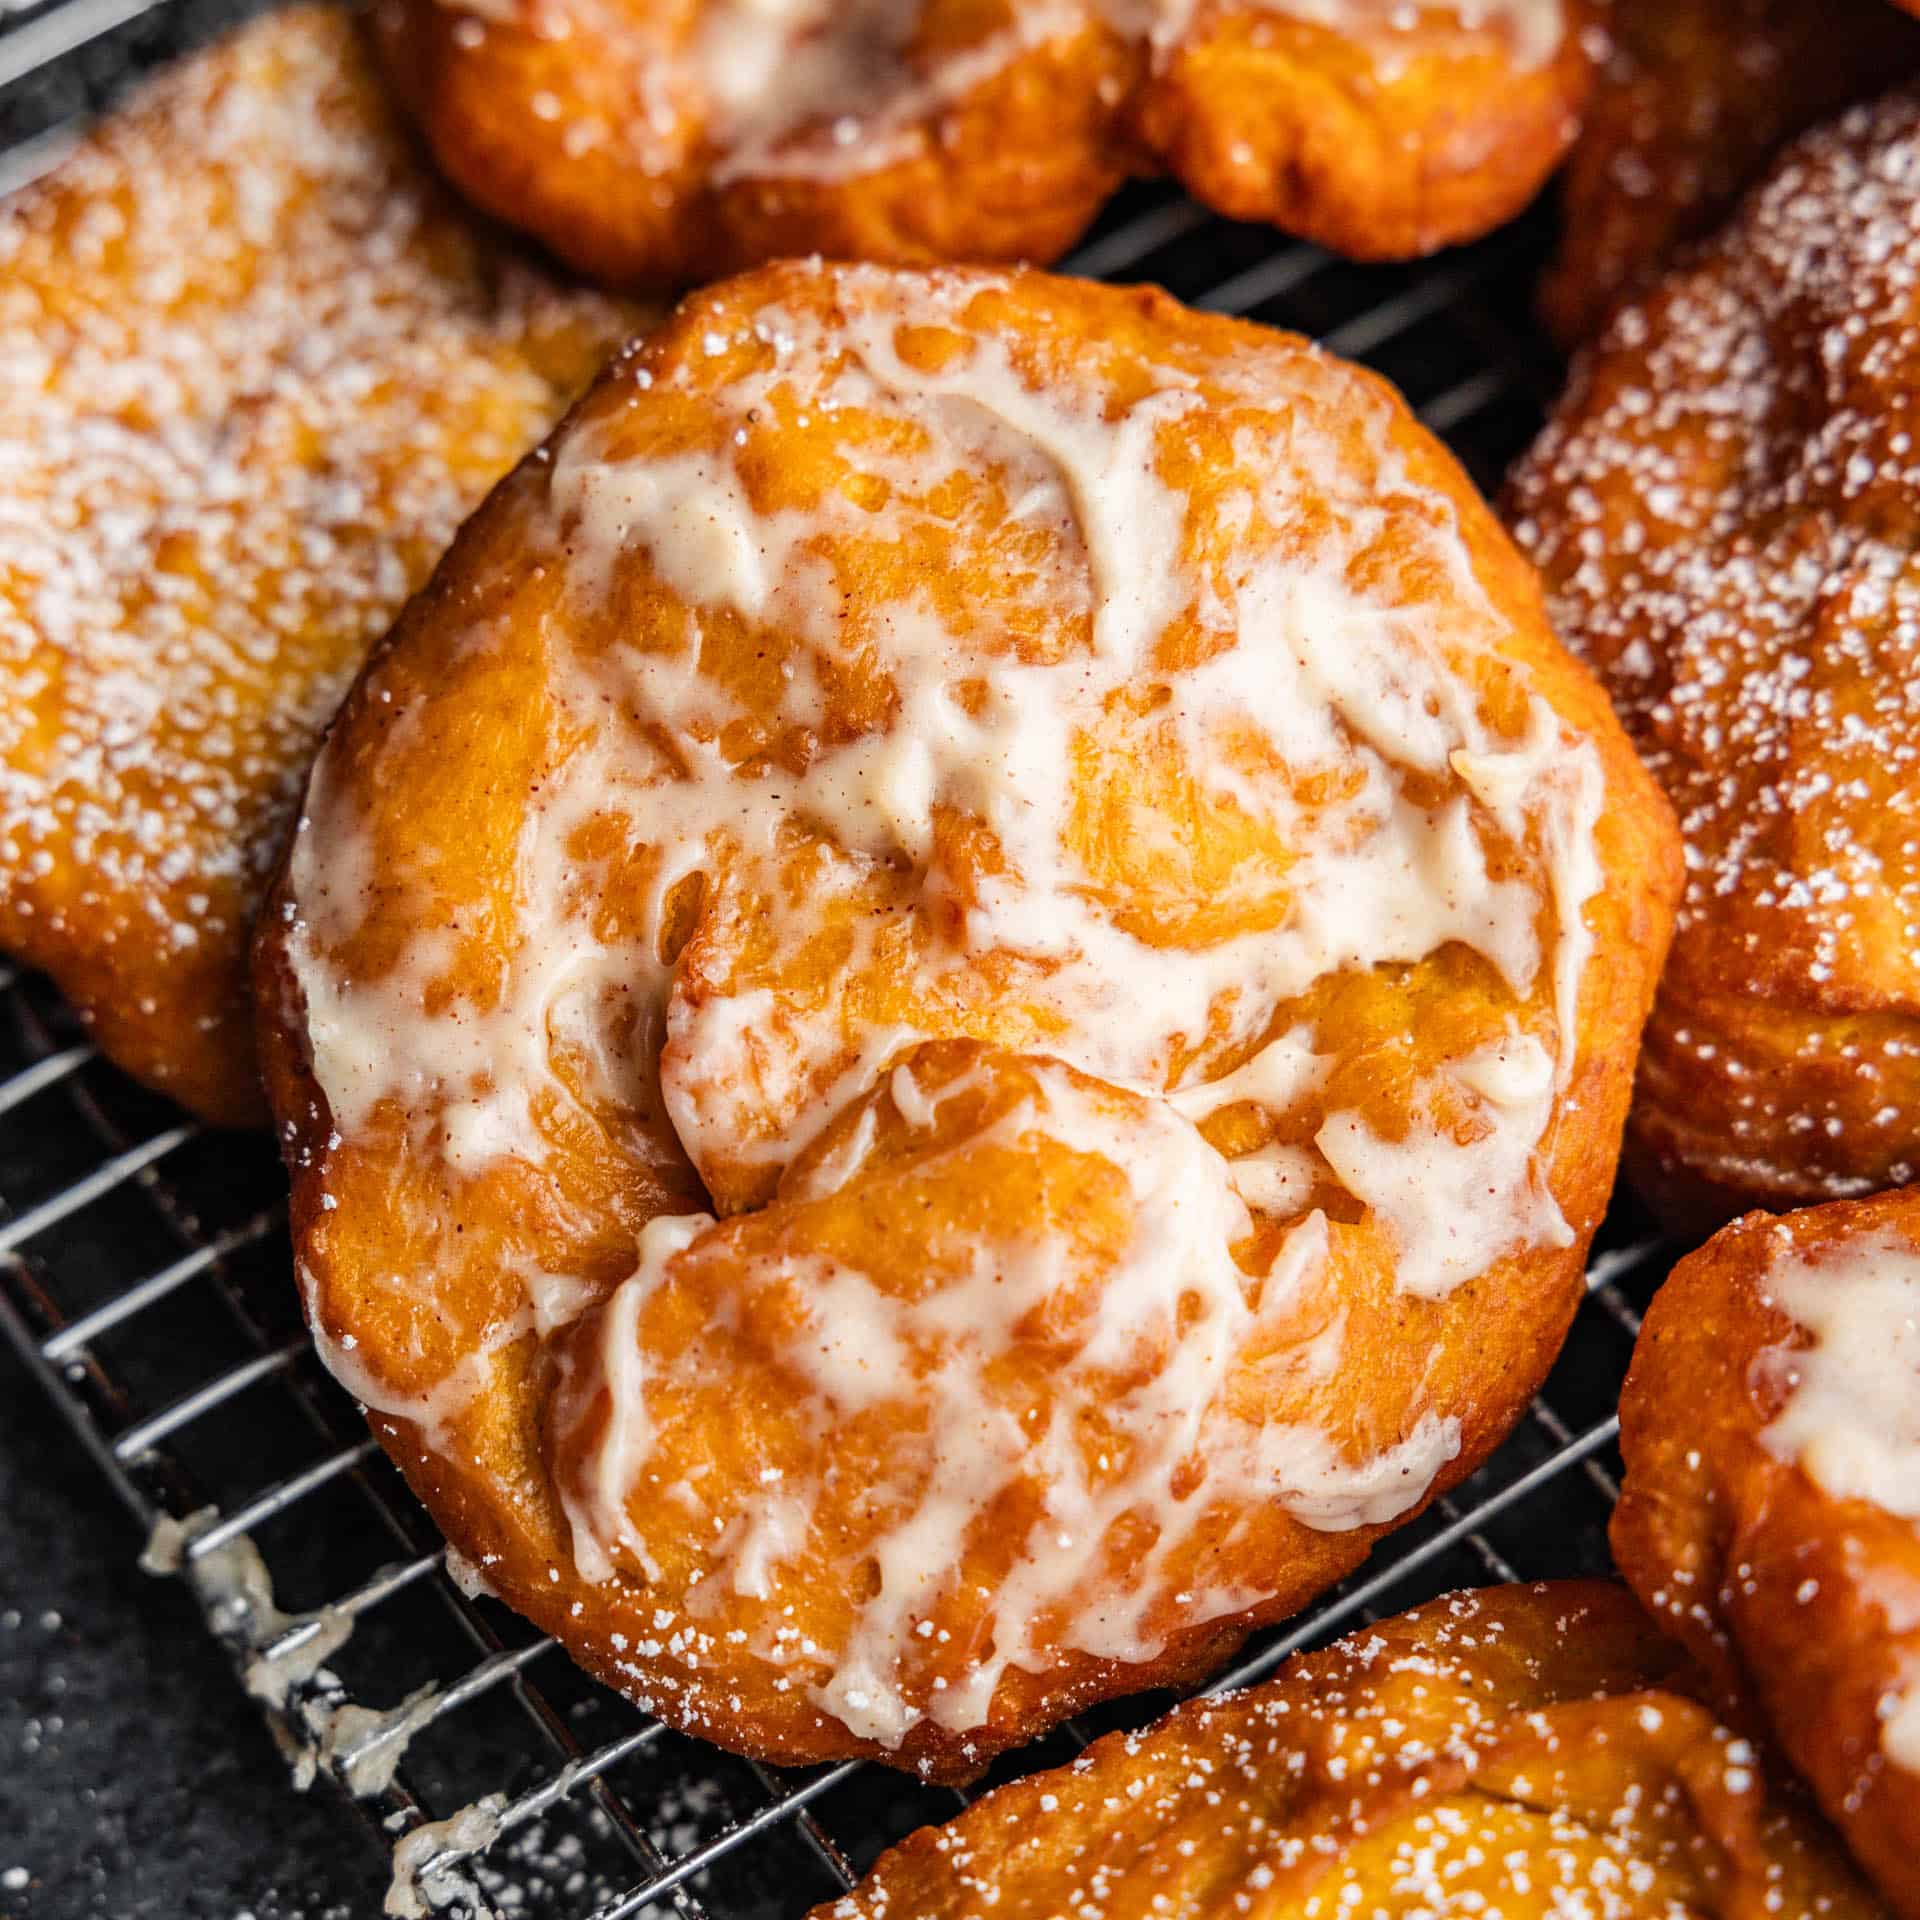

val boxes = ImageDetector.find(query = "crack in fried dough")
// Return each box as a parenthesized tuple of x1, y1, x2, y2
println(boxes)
(255, 261, 1678, 1777)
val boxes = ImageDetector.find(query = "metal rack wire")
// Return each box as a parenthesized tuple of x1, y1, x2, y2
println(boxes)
(0, 7, 1687, 1914)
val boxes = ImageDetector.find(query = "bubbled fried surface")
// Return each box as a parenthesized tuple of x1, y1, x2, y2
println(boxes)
(370, 0, 1593, 288)
(1539, 0, 1920, 346)
(1507, 86, 1920, 1226)
(1133, 1, 1596, 264)
(372, 0, 1142, 289)
(809, 1582, 1878, 1920)
(253, 261, 1679, 1779)
(0, 5, 644, 1123)
(1613, 1193, 1920, 1917)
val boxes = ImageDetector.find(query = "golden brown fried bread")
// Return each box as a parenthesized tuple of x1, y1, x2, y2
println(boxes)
(1135, 1, 1596, 262)
(254, 261, 1679, 1778)
(1539, 0, 1920, 346)
(372, 0, 1142, 287)
(1507, 87, 1920, 1227)
(810, 1582, 1879, 1920)
(372, 1, 1592, 286)
(1614, 1194, 1920, 1916)
(0, 4, 642, 1124)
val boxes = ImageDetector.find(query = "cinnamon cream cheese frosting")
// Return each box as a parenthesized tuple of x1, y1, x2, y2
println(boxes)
(255, 262, 1678, 1777)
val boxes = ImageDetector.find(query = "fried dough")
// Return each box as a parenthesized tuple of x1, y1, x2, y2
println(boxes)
(1137, 1, 1596, 262)
(371, 0, 1141, 289)
(812, 1582, 1879, 1920)
(1539, 0, 1920, 345)
(372, 0, 1593, 286)
(1614, 1192, 1920, 1917)
(255, 261, 1678, 1777)
(0, 5, 642, 1122)
(1508, 86, 1920, 1224)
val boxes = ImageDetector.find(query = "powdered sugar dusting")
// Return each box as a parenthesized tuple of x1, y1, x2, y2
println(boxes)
(0, 4, 638, 1117)
(1510, 86, 1920, 1195)
(819, 1583, 1874, 1919)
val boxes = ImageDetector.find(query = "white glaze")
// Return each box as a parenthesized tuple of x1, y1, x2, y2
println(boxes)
(648, 0, 1570, 195)
(1758, 1227, 1920, 1778)
(558, 1059, 1460, 1747)
(286, 264, 1608, 1747)
(560, 1211, 714, 1586)
(1318, 1034, 1570, 1301)
(386, 1796, 507, 1919)
(1760, 1231, 1920, 1521)
(692, 0, 1089, 187)
(142, 1506, 448, 1799)
(1888, 1685, 1920, 1776)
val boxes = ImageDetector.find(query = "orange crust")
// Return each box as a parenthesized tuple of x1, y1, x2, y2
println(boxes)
(1539, 0, 1920, 346)
(253, 263, 1679, 1779)
(1613, 1192, 1920, 1918)
(370, 0, 1142, 288)
(812, 1582, 1878, 1919)
(371, 0, 1594, 287)
(1134, 1, 1596, 263)
(0, 5, 645, 1123)
(1507, 85, 1920, 1230)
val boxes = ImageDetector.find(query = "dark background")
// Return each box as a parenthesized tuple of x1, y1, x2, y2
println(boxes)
(0, 1338, 389, 1920)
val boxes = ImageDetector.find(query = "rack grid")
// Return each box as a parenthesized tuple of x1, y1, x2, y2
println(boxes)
(0, 9, 1685, 1914)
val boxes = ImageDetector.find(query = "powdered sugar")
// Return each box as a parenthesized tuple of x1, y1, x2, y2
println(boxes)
(1510, 85, 1920, 1194)
(0, 5, 637, 1116)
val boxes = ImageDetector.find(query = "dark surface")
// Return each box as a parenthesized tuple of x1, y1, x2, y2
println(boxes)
(0, 1339, 389, 1920)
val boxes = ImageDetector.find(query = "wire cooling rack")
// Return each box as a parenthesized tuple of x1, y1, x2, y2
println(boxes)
(0, 5, 1688, 1913)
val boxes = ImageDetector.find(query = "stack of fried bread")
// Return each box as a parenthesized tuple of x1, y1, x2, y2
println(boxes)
(4, 0, 1919, 1911)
